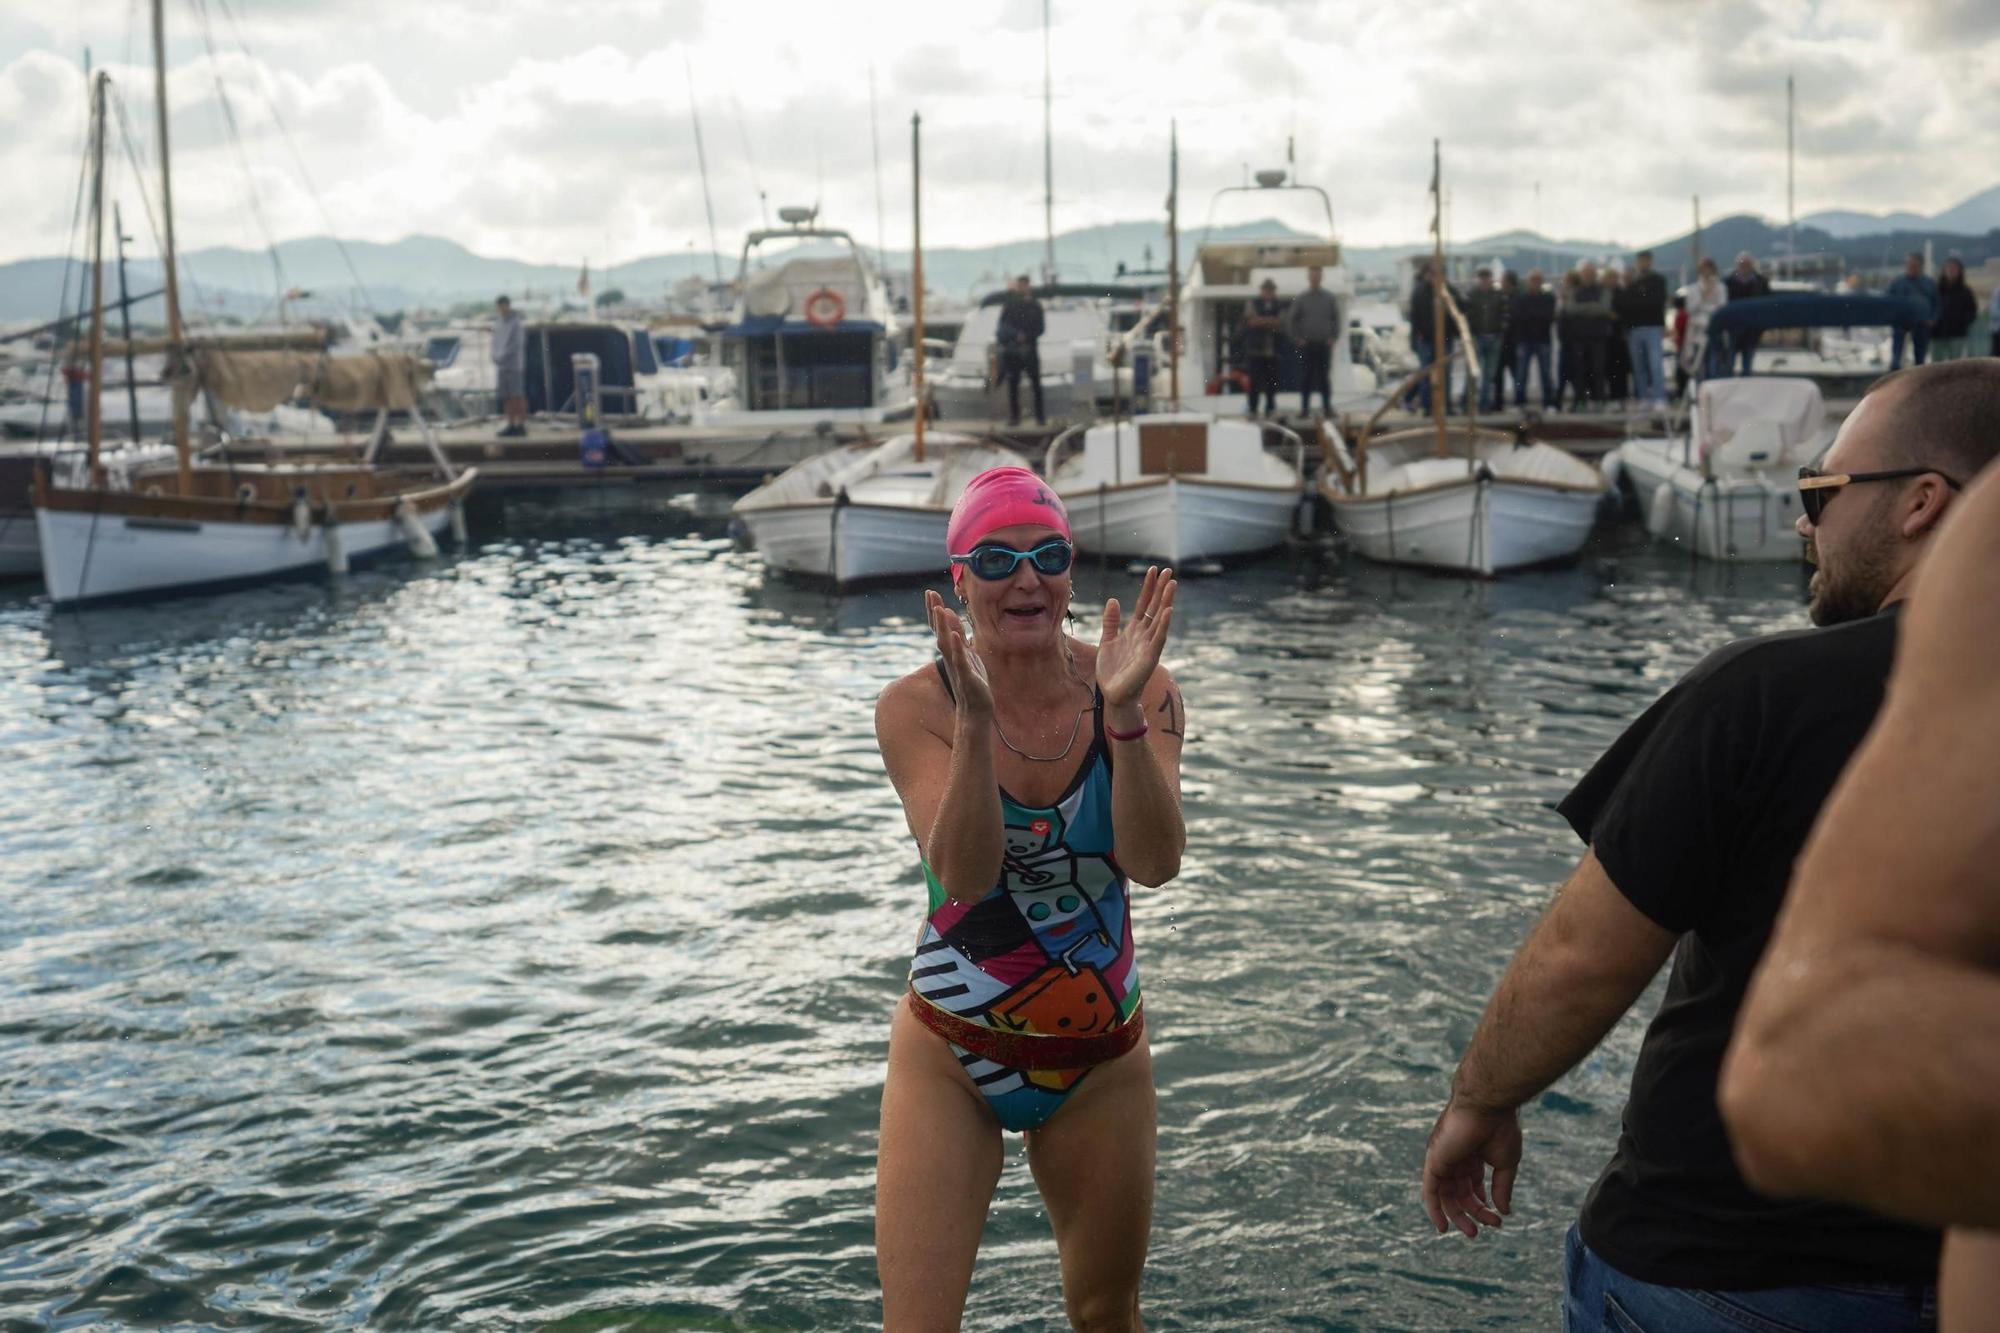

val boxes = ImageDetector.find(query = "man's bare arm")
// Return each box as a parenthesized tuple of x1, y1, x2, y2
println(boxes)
(1722, 464, 2000, 1227)
(1422, 849, 1677, 1236)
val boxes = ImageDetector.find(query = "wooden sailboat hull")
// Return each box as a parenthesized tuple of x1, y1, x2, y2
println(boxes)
(1328, 476, 1602, 576)
(34, 470, 474, 605)
(1060, 475, 1304, 564)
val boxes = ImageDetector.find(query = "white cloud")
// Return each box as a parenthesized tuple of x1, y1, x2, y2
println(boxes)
(1, 0, 1995, 269)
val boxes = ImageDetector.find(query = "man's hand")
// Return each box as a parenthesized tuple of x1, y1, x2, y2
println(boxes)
(1421, 1097, 1521, 1238)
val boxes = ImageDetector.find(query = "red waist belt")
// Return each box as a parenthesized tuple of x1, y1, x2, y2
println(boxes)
(906, 988, 1145, 1070)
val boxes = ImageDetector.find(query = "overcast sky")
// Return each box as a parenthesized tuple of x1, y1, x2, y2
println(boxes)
(3, 0, 1996, 268)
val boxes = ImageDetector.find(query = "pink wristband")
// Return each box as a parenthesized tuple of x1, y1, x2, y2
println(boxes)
(1104, 720, 1148, 743)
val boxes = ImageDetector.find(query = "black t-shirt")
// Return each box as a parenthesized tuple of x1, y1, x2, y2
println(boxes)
(1558, 607, 1941, 1291)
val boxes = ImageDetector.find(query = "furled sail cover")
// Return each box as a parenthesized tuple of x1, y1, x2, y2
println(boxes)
(195, 350, 433, 411)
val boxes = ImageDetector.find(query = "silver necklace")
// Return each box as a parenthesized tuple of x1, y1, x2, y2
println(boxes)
(992, 702, 1091, 763)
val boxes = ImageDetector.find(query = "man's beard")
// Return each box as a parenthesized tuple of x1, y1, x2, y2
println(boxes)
(1806, 508, 1900, 627)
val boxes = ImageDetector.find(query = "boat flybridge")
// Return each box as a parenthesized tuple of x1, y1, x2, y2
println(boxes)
(1163, 170, 1383, 415)
(694, 207, 913, 428)
(1610, 294, 1900, 562)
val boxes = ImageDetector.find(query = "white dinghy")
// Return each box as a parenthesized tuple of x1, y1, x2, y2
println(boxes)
(1042, 414, 1307, 564)
(1614, 376, 1826, 564)
(1318, 421, 1608, 576)
(733, 431, 1030, 585)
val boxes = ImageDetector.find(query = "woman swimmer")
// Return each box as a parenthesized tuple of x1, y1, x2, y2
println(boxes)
(873, 467, 1185, 1330)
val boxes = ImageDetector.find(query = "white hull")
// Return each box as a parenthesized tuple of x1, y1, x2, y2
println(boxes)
(35, 503, 453, 604)
(1617, 440, 1806, 562)
(1061, 477, 1302, 563)
(738, 502, 949, 584)
(1330, 477, 1602, 575)
(931, 378, 1083, 424)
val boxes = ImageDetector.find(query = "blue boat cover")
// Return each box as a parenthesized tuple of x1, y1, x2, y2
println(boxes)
(1707, 294, 1922, 338)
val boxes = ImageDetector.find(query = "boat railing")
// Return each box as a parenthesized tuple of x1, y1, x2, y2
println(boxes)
(1263, 421, 1309, 487)
(1041, 421, 1089, 477)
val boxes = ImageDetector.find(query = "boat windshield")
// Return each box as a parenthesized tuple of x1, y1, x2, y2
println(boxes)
(422, 336, 460, 367)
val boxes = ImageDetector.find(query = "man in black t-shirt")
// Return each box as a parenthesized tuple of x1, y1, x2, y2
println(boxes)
(1420, 361, 2000, 1330)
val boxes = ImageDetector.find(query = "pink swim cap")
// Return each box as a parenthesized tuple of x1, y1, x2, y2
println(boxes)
(946, 468, 1070, 577)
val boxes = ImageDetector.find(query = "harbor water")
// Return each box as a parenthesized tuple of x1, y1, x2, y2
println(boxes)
(0, 490, 1809, 1330)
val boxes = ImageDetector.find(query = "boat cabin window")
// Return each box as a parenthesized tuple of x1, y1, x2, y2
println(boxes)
(630, 330, 660, 376)
(423, 336, 460, 368)
(735, 331, 878, 411)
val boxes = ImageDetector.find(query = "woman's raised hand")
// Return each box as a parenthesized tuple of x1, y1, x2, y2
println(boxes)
(926, 589, 993, 720)
(1096, 566, 1176, 707)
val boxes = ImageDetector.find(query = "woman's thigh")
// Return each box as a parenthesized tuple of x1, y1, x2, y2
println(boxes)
(877, 999, 1004, 1332)
(1025, 1040, 1156, 1327)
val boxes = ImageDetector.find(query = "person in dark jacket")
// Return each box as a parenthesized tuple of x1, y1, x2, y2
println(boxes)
(1723, 253, 1772, 375)
(1885, 252, 1940, 370)
(995, 274, 1046, 425)
(1616, 250, 1670, 408)
(1929, 257, 1978, 361)
(1240, 278, 1285, 417)
(1509, 269, 1556, 411)
(1285, 266, 1341, 416)
(1462, 267, 1508, 413)
(1496, 270, 1520, 409)
(1566, 263, 1614, 411)
(1603, 268, 1632, 408)
(1407, 262, 1447, 413)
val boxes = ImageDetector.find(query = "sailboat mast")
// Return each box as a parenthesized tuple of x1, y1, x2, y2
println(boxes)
(85, 71, 108, 486)
(1430, 139, 1448, 460)
(911, 113, 926, 465)
(151, 0, 191, 491)
(1041, 0, 1054, 284)
(870, 66, 887, 274)
(1167, 120, 1180, 407)
(114, 203, 142, 447)
(1786, 72, 1795, 269)
(684, 52, 725, 288)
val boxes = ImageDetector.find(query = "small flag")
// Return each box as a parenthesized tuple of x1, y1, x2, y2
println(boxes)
(577, 261, 591, 298)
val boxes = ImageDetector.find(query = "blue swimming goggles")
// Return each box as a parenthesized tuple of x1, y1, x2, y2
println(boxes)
(950, 537, 1075, 581)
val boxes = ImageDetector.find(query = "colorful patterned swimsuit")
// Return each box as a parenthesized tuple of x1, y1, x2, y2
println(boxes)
(907, 664, 1142, 1132)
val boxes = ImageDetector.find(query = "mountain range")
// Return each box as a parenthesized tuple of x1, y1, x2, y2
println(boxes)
(3, 184, 1996, 329)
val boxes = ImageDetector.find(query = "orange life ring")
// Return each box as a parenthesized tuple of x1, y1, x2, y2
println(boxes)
(1206, 367, 1252, 395)
(804, 288, 846, 328)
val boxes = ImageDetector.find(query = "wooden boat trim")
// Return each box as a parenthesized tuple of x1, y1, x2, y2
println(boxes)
(35, 467, 476, 524)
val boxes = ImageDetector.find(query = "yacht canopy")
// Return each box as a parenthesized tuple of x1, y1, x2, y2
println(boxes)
(196, 349, 432, 412)
(1698, 377, 1824, 463)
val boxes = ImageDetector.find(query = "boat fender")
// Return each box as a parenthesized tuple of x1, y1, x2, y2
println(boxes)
(1646, 481, 1676, 537)
(804, 288, 846, 329)
(321, 506, 349, 576)
(1599, 452, 1624, 494)
(291, 497, 312, 542)
(396, 500, 440, 559)
(1205, 368, 1252, 396)
(449, 500, 468, 547)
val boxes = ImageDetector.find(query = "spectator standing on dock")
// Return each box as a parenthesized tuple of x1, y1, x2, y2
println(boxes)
(1286, 265, 1340, 417)
(1566, 263, 1614, 411)
(1496, 271, 1521, 408)
(492, 296, 527, 437)
(1603, 266, 1632, 408)
(1886, 252, 1938, 370)
(1406, 262, 1445, 413)
(1462, 268, 1507, 413)
(1509, 269, 1556, 411)
(1555, 270, 1580, 411)
(1670, 294, 1690, 399)
(1420, 361, 2000, 1330)
(1618, 250, 1669, 409)
(1682, 258, 1729, 383)
(996, 275, 1046, 426)
(1930, 258, 1977, 361)
(1240, 279, 1284, 418)
(1723, 253, 1772, 375)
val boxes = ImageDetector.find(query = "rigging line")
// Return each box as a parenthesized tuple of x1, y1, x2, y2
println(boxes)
(190, 0, 287, 303)
(36, 68, 100, 447)
(112, 87, 218, 337)
(728, 93, 769, 230)
(210, 0, 376, 313)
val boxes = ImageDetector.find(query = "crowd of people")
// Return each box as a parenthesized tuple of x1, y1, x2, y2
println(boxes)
(1391, 247, 1998, 416)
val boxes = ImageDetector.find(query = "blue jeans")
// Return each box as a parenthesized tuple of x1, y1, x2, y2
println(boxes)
(1408, 333, 1436, 412)
(1627, 326, 1664, 402)
(1515, 341, 1553, 408)
(1890, 327, 1932, 369)
(1563, 1224, 1936, 1332)
(1470, 334, 1502, 411)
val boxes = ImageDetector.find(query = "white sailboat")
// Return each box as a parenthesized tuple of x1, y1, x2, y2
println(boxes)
(1044, 414, 1306, 564)
(1317, 421, 1607, 576)
(1613, 377, 1825, 563)
(31, 18, 474, 606)
(732, 431, 1031, 584)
